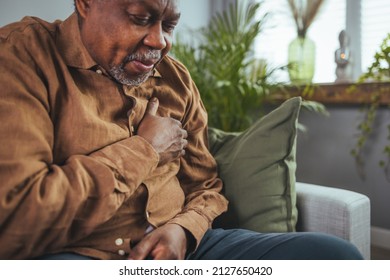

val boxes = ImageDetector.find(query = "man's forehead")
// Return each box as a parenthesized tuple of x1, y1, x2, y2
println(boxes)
(124, 0, 180, 13)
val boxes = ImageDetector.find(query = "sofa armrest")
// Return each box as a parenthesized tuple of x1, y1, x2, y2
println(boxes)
(295, 182, 371, 259)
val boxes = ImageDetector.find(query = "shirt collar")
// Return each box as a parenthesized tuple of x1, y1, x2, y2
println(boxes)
(56, 13, 97, 69)
(152, 68, 162, 78)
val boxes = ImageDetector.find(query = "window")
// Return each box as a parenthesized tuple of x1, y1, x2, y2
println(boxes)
(255, 0, 390, 84)
(361, 0, 390, 72)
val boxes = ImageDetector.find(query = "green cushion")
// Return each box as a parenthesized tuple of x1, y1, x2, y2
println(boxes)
(209, 97, 301, 233)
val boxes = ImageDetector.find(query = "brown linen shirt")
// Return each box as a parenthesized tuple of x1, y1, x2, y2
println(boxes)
(0, 13, 228, 260)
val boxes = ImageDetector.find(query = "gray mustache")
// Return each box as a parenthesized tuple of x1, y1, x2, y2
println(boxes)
(124, 50, 161, 64)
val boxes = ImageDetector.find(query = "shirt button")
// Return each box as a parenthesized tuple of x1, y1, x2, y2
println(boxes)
(146, 211, 150, 219)
(96, 69, 103, 75)
(115, 238, 124, 246)
(118, 250, 126, 256)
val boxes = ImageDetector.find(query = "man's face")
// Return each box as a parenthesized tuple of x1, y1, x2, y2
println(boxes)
(77, 0, 180, 86)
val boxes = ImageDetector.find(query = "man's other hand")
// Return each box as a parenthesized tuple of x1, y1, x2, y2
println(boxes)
(128, 224, 188, 260)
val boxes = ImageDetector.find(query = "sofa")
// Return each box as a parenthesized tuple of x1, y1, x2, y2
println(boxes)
(208, 97, 371, 259)
(295, 182, 370, 260)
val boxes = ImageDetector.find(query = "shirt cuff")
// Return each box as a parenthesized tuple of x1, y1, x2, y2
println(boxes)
(167, 210, 211, 251)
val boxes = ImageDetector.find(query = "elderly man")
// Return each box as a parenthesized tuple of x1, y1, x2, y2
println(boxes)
(0, 0, 362, 260)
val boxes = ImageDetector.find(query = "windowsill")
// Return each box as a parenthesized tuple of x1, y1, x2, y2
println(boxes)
(271, 82, 390, 105)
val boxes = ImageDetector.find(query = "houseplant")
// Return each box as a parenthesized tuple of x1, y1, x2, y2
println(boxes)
(171, 1, 285, 132)
(350, 33, 390, 180)
(286, 0, 325, 84)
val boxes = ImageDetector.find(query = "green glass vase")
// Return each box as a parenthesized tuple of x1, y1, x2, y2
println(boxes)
(288, 36, 316, 84)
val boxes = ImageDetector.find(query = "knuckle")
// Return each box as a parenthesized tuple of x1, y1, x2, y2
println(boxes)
(171, 118, 182, 127)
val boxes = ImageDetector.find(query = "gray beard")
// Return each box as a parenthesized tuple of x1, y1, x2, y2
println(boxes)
(109, 66, 151, 86)
(108, 50, 161, 86)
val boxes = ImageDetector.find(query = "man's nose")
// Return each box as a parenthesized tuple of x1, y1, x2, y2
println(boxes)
(143, 23, 167, 50)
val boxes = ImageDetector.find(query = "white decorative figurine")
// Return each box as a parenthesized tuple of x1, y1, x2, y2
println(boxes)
(335, 30, 353, 83)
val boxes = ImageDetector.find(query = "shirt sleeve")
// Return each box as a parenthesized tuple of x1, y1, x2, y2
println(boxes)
(0, 37, 159, 259)
(163, 58, 229, 249)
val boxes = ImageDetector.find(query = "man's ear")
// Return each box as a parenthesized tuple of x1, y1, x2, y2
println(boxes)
(75, 0, 92, 19)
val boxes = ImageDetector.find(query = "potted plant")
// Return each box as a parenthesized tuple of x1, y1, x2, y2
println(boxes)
(349, 33, 390, 180)
(171, 1, 284, 132)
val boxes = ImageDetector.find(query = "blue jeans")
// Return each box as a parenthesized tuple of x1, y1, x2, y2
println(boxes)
(38, 228, 363, 260)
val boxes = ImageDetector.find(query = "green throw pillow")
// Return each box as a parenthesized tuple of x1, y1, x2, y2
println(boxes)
(209, 97, 301, 233)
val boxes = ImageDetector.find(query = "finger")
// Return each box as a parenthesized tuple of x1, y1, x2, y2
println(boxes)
(171, 118, 182, 128)
(182, 139, 188, 149)
(175, 129, 187, 139)
(150, 244, 169, 260)
(182, 129, 188, 139)
(171, 139, 188, 152)
(128, 238, 156, 260)
(145, 97, 159, 116)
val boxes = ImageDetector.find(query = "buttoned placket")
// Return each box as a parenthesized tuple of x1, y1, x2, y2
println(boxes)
(93, 65, 106, 76)
(127, 109, 136, 136)
(121, 84, 157, 238)
(122, 86, 138, 137)
(114, 237, 131, 257)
